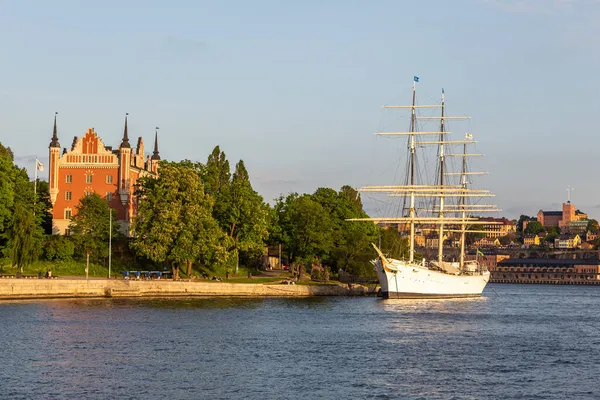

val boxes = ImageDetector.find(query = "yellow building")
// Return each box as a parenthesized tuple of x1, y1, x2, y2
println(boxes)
(554, 234, 581, 249)
(523, 234, 540, 247)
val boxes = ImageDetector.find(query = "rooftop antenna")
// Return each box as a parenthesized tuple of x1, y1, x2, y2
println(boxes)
(566, 185, 574, 203)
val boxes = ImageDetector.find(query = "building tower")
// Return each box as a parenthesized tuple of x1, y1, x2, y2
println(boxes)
(118, 113, 132, 209)
(150, 128, 160, 174)
(48, 112, 61, 205)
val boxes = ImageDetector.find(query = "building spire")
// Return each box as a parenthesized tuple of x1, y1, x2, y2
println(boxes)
(120, 113, 131, 148)
(49, 112, 60, 148)
(151, 127, 161, 160)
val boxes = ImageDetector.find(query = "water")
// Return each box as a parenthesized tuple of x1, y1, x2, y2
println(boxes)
(0, 284, 598, 400)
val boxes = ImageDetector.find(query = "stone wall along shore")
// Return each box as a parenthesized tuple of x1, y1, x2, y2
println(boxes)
(0, 278, 375, 300)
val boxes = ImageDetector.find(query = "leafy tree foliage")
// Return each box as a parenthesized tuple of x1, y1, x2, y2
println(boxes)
(43, 236, 75, 261)
(498, 233, 516, 246)
(277, 193, 334, 265)
(202, 148, 269, 269)
(517, 215, 533, 233)
(524, 221, 544, 235)
(273, 186, 380, 276)
(131, 161, 230, 278)
(35, 180, 53, 235)
(8, 203, 39, 272)
(0, 144, 45, 269)
(586, 219, 599, 233)
(379, 227, 409, 260)
(0, 144, 16, 240)
(69, 193, 120, 261)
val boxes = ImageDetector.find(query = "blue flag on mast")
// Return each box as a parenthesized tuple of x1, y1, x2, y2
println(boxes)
(413, 76, 419, 82)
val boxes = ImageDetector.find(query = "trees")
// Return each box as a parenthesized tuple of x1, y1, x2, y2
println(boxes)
(524, 221, 544, 235)
(0, 143, 16, 245)
(0, 144, 44, 270)
(8, 203, 39, 272)
(272, 186, 380, 277)
(131, 161, 230, 279)
(35, 180, 53, 235)
(69, 193, 120, 261)
(202, 147, 269, 270)
(274, 193, 334, 265)
(312, 186, 378, 275)
(517, 215, 533, 233)
(586, 219, 599, 233)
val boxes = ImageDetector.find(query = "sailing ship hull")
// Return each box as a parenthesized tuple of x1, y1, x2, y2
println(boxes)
(374, 259, 490, 299)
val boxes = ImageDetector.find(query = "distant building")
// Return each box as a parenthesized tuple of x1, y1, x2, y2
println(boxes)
(425, 234, 448, 248)
(48, 114, 160, 235)
(586, 230, 598, 242)
(494, 258, 600, 284)
(479, 217, 516, 238)
(474, 237, 500, 247)
(537, 201, 587, 230)
(465, 254, 510, 272)
(523, 234, 541, 247)
(554, 234, 581, 249)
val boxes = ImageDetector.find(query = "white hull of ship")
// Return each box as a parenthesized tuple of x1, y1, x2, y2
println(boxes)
(374, 258, 490, 299)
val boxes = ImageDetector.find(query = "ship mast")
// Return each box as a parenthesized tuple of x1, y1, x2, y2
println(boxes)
(437, 89, 446, 265)
(408, 79, 417, 263)
(459, 138, 468, 268)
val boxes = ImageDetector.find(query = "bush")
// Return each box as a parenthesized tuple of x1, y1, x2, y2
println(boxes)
(44, 236, 75, 261)
(310, 265, 323, 281)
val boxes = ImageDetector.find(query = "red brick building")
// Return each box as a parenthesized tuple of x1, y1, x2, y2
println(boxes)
(537, 201, 587, 230)
(48, 114, 160, 235)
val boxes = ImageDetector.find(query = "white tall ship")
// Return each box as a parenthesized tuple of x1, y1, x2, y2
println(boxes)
(350, 77, 500, 299)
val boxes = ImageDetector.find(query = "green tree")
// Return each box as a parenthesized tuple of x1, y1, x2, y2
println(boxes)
(543, 231, 559, 245)
(202, 146, 231, 229)
(0, 143, 16, 243)
(44, 236, 75, 261)
(35, 180, 54, 235)
(312, 186, 379, 275)
(498, 233, 515, 246)
(2, 160, 44, 271)
(202, 148, 269, 270)
(8, 203, 39, 272)
(275, 193, 334, 265)
(0, 142, 48, 265)
(524, 221, 544, 235)
(69, 193, 120, 261)
(586, 219, 599, 233)
(131, 161, 230, 279)
(379, 227, 409, 260)
(226, 160, 269, 268)
(516, 215, 533, 233)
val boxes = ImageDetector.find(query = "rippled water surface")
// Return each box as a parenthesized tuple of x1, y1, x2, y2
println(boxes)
(1, 284, 599, 399)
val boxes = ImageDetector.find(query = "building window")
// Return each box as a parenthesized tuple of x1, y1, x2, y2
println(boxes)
(83, 156, 86, 163)
(85, 191, 93, 197)
(94, 156, 98, 163)
(86, 175, 93, 184)
(65, 209, 72, 219)
(106, 192, 112, 201)
(66, 175, 73, 183)
(106, 175, 113, 184)
(65, 191, 72, 201)
(65, 228, 71, 236)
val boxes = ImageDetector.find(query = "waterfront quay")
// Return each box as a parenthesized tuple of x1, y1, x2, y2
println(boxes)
(0, 278, 373, 300)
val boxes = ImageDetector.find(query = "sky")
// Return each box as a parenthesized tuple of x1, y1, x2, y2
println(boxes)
(1, 0, 599, 220)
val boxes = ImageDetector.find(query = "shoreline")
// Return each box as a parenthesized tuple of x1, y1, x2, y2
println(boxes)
(0, 278, 376, 300)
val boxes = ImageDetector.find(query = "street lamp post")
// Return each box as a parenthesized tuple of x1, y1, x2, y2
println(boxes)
(108, 207, 112, 279)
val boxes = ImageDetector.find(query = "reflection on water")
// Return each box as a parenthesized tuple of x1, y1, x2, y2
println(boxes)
(1, 285, 599, 400)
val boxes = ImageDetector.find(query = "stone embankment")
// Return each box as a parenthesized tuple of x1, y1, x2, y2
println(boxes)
(0, 278, 375, 300)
